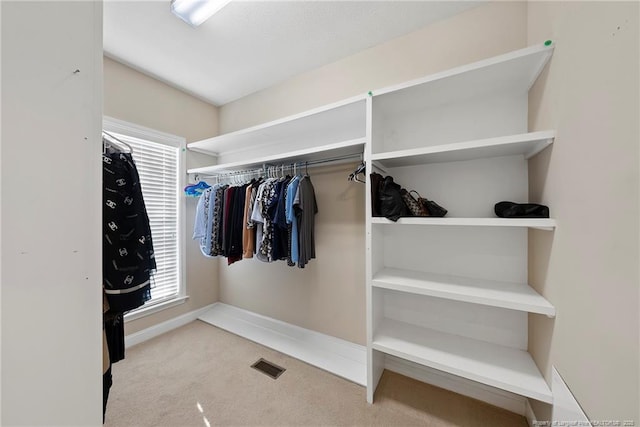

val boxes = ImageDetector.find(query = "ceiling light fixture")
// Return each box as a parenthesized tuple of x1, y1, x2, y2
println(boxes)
(170, 0, 232, 27)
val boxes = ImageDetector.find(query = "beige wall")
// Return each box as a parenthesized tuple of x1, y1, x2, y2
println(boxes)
(104, 57, 220, 334)
(219, 163, 367, 344)
(218, 2, 528, 345)
(528, 1, 639, 422)
(220, 1, 527, 133)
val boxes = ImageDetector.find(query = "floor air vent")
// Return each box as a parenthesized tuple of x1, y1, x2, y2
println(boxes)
(251, 358, 286, 379)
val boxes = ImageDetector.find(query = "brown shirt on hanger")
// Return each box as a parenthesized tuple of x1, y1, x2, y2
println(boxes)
(242, 184, 255, 258)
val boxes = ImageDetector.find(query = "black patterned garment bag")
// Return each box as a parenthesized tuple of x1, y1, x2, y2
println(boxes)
(103, 147, 156, 312)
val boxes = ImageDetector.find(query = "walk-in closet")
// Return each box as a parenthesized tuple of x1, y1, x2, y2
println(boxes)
(1, 1, 638, 426)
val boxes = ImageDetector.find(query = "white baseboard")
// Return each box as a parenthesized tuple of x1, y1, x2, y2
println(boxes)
(385, 355, 527, 415)
(125, 304, 216, 348)
(198, 302, 367, 386)
(525, 399, 538, 427)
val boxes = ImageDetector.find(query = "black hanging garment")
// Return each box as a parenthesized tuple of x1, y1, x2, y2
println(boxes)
(104, 312, 125, 363)
(294, 176, 318, 268)
(102, 143, 155, 424)
(273, 177, 291, 261)
(103, 365, 112, 423)
(228, 184, 247, 265)
(102, 148, 156, 312)
(369, 172, 384, 217)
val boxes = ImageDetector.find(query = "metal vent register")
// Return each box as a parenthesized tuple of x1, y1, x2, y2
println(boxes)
(251, 358, 286, 379)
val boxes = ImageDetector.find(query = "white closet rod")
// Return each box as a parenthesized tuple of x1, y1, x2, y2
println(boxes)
(192, 152, 362, 182)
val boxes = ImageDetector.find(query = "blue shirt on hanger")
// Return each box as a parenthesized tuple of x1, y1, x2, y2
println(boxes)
(285, 176, 301, 264)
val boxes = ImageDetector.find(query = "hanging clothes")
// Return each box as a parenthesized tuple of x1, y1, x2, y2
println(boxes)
(102, 145, 156, 313)
(227, 184, 247, 265)
(193, 186, 214, 258)
(273, 176, 292, 261)
(102, 139, 155, 422)
(102, 293, 112, 423)
(193, 183, 231, 258)
(192, 170, 318, 268)
(285, 175, 301, 266)
(242, 182, 258, 258)
(250, 180, 267, 262)
(221, 186, 233, 257)
(258, 179, 278, 262)
(294, 175, 318, 268)
(212, 184, 227, 257)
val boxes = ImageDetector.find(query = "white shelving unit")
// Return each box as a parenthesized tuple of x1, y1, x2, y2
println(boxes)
(371, 43, 554, 123)
(372, 268, 555, 316)
(366, 42, 556, 408)
(185, 40, 558, 414)
(187, 96, 367, 168)
(188, 138, 365, 176)
(372, 319, 553, 403)
(370, 217, 556, 230)
(370, 131, 555, 168)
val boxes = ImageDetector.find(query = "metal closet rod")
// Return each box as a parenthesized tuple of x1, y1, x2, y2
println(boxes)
(195, 152, 363, 180)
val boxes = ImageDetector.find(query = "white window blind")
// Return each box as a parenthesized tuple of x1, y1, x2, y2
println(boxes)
(110, 131, 182, 308)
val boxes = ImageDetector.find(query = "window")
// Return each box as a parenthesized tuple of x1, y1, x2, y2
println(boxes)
(104, 117, 186, 318)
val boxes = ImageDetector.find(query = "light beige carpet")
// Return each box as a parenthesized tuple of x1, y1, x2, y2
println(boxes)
(105, 320, 527, 427)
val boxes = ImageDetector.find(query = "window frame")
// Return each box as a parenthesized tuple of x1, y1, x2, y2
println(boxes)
(103, 116, 188, 321)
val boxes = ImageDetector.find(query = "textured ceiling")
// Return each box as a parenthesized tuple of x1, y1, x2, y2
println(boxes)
(104, 1, 479, 106)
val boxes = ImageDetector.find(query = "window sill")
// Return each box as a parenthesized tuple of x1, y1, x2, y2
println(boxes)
(124, 295, 189, 322)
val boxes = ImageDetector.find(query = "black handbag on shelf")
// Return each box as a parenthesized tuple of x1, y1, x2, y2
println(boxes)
(417, 194, 448, 217)
(494, 201, 549, 218)
(369, 172, 384, 217)
(379, 176, 408, 222)
(400, 189, 429, 216)
(402, 189, 448, 217)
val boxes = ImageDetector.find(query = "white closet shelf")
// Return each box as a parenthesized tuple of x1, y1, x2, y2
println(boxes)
(373, 42, 554, 115)
(371, 131, 555, 168)
(372, 268, 555, 316)
(187, 138, 366, 176)
(371, 217, 556, 230)
(187, 96, 367, 157)
(372, 318, 552, 403)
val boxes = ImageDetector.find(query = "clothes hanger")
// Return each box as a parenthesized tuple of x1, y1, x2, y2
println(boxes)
(184, 180, 211, 197)
(102, 130, 134, 153)
(348, 161, 366, 183)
